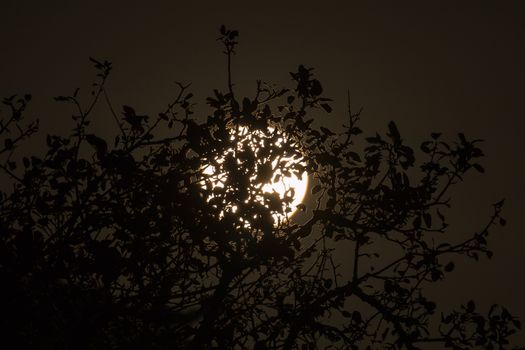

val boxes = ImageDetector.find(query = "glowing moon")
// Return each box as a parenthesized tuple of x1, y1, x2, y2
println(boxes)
(202, 125, 308, 225)
(260, 156, 308, 222)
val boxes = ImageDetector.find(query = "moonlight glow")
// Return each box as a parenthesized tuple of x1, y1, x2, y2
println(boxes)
(202, 125, 308, 225)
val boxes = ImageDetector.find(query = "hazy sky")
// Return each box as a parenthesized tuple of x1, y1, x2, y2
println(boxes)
(1, 0, 524, 341)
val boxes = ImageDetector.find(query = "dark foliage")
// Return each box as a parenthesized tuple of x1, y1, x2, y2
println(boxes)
(0, 27, 522, 349)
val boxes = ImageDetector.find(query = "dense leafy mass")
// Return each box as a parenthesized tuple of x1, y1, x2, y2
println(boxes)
(0, 27, 521, 349)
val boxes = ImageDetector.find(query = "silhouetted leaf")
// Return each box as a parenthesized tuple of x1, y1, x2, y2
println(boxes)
(413, 215, 421, 229)
(467, 300, 476, 313)
(473, 163, 485, 173)
(320, 103, 332, 113)
(310, 79, 323, 96)
(4, 138, 13, 150)
(387, 120, 400, 144)
(444, 262, 455, 272)
(296, 203, 306, 212)
(85, 134, 107, 155)
(311, 185, 322, 194)
(423, 213, 432, 228)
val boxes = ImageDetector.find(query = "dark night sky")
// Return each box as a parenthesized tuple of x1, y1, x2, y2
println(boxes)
(1, 0, 524, 342)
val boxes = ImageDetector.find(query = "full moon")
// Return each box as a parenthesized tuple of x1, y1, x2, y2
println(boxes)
(202, 125, 308, 225)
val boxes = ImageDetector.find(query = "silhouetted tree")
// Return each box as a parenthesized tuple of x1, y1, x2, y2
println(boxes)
(0, 26, 522, 350)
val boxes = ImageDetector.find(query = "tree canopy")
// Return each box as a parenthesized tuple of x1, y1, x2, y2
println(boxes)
(0, 26, 522, 350)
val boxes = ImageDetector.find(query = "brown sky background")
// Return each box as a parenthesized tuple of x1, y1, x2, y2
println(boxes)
(1, 0, 524, 344)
